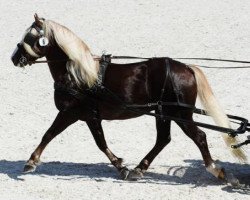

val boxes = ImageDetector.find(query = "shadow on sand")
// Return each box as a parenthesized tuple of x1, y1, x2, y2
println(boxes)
(0, 159, 249, 193)
(0, 160, 117, 181)
(145, 159, 250, 194)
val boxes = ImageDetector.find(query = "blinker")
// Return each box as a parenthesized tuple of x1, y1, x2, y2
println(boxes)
(23, 32, 37, 47)
(24, 28, 49, 47)
(39, 37, 49, 46)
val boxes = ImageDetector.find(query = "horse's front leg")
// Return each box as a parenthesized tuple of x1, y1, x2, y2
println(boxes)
(24, 111, 78, 173)
(86, 120, 129, 179)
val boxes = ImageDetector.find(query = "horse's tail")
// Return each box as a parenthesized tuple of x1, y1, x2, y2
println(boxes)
(189, 65, 247, 162)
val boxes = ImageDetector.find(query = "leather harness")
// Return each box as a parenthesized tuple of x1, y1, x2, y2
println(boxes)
(54, 55, 195, 119)
(52, 55, 250, 147)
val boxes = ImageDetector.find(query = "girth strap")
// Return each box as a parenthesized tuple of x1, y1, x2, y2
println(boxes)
(159, 58, 170, 101)
(156, 58, 195, 118)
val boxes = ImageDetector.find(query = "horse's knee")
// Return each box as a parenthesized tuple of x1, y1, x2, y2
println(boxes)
(182, 124, 207, 142)
(156, 120, 171, 146)
(163, 137, 171, 147)
(41, 134, 52, 143)
(94, 140, 107, 152)
(42, 124, 63, 140)
(157, 134, 171, 146)
(164, 134, 171, 145)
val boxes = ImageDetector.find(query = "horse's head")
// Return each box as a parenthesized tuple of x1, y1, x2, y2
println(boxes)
(11, 14, 99, 87)
(11, 14, 49, 67)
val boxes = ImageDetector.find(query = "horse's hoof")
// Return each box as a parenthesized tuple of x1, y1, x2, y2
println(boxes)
(23, 159, 41, 173)
(218, 167, 226, 180)
(206, 162, 226, 180)
(120, 167, 129, 180)
(23, 163, 37, 173)
(120, 167, 130, 180)
(127, 168, 143, 181)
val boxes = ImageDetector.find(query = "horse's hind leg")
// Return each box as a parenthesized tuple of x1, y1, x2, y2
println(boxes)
(86, 120, 128, 179)
(176, 111, 226, 180)
(24, 111, 78, 173)
(128, 117, 171, 180)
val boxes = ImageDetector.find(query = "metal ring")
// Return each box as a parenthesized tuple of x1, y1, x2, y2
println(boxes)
(19, 56, 27, 64)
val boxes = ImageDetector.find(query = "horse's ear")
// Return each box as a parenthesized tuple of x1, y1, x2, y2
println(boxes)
(34, 13, 43, 26)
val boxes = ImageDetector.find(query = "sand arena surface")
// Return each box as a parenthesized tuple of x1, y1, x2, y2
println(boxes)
(1, 0, 250, 199)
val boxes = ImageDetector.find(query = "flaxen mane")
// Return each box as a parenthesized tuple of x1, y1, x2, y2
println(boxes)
(43, 20, 99, 87)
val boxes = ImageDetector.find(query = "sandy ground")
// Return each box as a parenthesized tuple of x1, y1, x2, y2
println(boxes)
(1, 0, 250, 199)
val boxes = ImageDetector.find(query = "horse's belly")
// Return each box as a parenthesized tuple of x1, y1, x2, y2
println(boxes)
(99, 104, 153, 120)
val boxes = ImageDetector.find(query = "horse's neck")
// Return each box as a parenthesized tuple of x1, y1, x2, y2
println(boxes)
(46, 44, 68, 82)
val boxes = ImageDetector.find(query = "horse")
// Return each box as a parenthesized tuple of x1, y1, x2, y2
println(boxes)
(11, 14, 246, 181)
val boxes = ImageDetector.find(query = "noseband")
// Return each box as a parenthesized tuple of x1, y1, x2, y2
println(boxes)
(15, 43, 32, 66)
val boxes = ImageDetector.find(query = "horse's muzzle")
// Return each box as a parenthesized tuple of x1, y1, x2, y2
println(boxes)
(11, 43, 28, 67)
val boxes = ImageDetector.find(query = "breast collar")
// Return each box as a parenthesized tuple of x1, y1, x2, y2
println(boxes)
(54, 54, 111, 100)
(95, 54, 111, 86)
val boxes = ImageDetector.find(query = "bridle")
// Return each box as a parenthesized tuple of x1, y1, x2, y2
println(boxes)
(15, 43, 35, 66)
(27, 55, 101, 65)
(18, 24, 101, 66)
(16, 22, 50, 65)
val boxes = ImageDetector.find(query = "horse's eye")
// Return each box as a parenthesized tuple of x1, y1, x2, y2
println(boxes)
(35, 40, 42, 48)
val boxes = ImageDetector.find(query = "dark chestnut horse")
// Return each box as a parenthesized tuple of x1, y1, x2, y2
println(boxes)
(11, 14, 246, 181)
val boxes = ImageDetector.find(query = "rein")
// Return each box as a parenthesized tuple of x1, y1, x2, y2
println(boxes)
(28, 55, 101, 65)
(175, 57, 250, 64)
(28, 59, 69, 65)
(175, 57, 250, 69)
(29, 56, 250, 69)
(111, 56, 250, 69)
